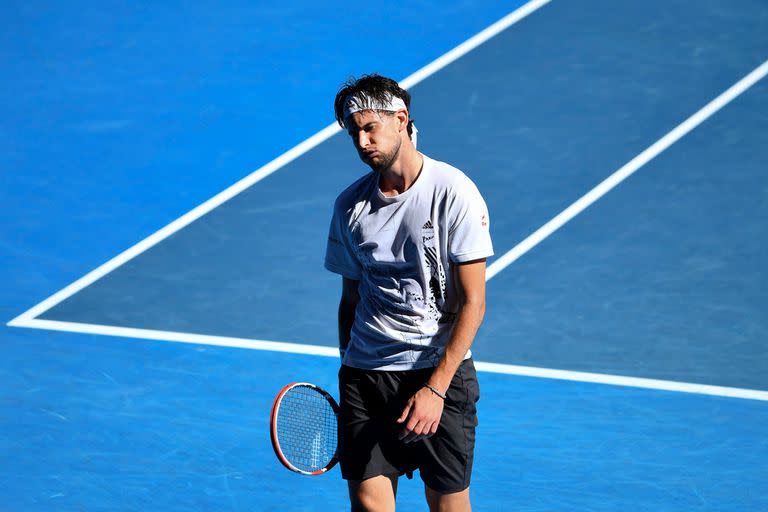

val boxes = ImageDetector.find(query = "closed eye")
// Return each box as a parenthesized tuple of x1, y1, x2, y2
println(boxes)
(347, 123, 378, 138)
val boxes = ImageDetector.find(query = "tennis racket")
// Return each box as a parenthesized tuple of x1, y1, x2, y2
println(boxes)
(270, 382, 340, 475)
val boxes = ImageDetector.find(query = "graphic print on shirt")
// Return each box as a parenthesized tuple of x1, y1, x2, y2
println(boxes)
(421, 220, 448, 322)
(350, 218, 421, 328)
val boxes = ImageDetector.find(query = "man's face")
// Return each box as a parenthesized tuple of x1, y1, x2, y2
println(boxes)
(344, 110, 404, 172)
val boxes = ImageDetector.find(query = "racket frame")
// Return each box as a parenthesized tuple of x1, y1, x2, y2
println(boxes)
(269, 382, 340, 476)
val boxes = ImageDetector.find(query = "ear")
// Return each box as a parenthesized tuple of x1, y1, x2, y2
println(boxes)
(395, 109, 409, 132)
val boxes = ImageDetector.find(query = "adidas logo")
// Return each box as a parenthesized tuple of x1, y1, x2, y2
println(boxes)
(422, 220, 435, 246)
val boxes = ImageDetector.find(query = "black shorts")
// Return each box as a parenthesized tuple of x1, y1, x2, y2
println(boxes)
(338, 359, 480, 493)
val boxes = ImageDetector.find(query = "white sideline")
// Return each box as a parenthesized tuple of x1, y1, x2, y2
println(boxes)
(11, 318, 768, 402)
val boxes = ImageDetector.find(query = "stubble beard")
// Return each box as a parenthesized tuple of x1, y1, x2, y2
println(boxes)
(365, 136, 402, 173)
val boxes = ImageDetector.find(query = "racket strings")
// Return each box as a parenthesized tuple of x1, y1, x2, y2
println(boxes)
(276, 385, 337, 472)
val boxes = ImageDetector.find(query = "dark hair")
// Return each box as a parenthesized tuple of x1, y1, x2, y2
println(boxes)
(334, 74, 414, 138)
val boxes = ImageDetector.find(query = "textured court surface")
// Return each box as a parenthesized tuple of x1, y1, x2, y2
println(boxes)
(2, 1, 767, 510)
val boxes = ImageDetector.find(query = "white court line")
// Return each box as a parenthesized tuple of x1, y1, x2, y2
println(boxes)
(7, 0, 553, 326)
(486, 58, 768, 280)
(11, 318, 768, 401)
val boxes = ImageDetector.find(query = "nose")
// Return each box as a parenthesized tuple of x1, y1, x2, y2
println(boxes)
(355, 130, 371, 149)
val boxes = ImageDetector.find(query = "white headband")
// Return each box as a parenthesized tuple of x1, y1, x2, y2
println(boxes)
(342, 93, 407, 118)
(342, 92, 418, 148)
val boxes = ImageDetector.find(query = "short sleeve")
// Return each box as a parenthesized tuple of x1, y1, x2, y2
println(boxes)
(448, 179, 494, 263)
(324, 200, 363, 280)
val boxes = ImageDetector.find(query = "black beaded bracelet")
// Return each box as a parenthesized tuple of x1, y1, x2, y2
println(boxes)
(424, 384, 446, 400)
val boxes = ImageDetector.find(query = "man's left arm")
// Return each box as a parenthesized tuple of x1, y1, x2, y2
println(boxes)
(397, 258, 486, 442)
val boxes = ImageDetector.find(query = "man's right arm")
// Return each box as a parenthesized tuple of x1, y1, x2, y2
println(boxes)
(338, 277, 360, 354)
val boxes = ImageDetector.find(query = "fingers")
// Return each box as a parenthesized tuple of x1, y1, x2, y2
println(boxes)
(402, 426, 436, 443)
(398, 419, 438, 443)
(396, 400, 413, 424)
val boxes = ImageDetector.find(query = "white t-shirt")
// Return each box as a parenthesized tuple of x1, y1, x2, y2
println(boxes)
(324, 154, 493, 370)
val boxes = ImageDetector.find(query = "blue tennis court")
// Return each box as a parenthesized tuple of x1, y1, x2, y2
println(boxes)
(2, 0, 767, 509)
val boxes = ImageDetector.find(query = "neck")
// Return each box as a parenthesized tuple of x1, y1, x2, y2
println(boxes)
(378, 140, 423, 197)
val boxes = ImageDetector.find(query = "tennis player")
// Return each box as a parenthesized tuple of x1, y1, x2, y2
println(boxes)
(325, 74, 493, 512)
